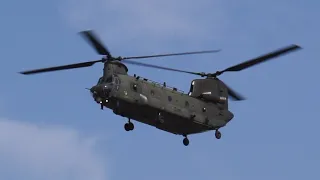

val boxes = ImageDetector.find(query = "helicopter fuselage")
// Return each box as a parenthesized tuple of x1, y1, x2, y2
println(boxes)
(91, 62, 234, 136)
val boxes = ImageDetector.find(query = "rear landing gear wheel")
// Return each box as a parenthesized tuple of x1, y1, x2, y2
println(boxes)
(128, 122, 134, 130)
(124, 122, 134, 131)
(124, 123, 130, 131)
(215, 130, 221, 139)
(183, 137, 189, 146)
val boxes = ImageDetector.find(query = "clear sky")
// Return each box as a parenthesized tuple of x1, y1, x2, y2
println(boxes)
(0, 0, 319, 180)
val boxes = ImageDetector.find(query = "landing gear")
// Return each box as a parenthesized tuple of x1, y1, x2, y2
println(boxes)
(215, 129, 221, 139)
(124, 122, 134, 131)
(124, 119, 134, 131)
(183, 135, 189, 146)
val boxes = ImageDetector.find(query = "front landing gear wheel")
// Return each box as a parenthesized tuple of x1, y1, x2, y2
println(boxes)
(183, 137, 189, 146)
(215, 130, 221, 139)
(124, 122, 134, 131)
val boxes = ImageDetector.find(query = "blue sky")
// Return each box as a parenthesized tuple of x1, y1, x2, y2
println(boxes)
(0, 0, 319, 179)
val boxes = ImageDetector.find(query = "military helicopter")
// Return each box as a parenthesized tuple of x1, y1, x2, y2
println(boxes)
(19, 30, 302, 146)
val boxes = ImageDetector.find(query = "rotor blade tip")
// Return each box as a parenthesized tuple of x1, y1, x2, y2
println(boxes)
(79, 29, 93, 35)
(233, 97, 246, 101)
(81, 29, 92, 32)
(291, 44, 302, 49)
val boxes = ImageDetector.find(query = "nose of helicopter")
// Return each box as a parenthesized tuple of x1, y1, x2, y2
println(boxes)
(90, 84, 113, 102)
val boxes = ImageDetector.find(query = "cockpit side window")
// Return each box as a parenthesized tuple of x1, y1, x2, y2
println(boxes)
(97, 77, 103, 84)
(97, 76, 116, 84)
(114, 77, 120, 85)
(105, 76, 113, 83)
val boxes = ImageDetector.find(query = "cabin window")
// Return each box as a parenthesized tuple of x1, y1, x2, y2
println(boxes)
(133, 84, 137, 91)
(168, 96, 172, 101)
(185, 101, 189, 107)
(202, 107, 206, 112)
(114, 77, 120, 85)
(205, 117, 209, 124)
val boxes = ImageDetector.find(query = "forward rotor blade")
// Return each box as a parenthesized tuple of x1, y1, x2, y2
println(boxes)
(223, 82, 245, 101)
(220, 44, 301, 73)
(19, 60, 103, 75)
(122, 59, 203, 76)
(122, 50, 221, 60)
(79, 30, 112, 57)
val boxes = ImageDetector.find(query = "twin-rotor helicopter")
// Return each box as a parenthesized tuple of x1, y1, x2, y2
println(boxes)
(19, 30, 302, 146)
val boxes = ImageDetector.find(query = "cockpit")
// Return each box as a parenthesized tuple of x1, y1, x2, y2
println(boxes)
(91, 75, 120, 104)
(91, 76, 116, 102)
(97, 76, 113, 85)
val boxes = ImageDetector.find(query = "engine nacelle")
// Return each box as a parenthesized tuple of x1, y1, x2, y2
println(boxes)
(189, 78, 229, 108)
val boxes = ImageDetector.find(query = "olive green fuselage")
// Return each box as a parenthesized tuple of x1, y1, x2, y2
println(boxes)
(91, 62, 234, 136)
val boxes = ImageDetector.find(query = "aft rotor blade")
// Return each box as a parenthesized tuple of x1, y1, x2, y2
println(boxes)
(223, 82, 245, 101)
(19, 60, 103, 75)
(79, 30, 112, 57)
(122, 50, 221, 60)
(220, 44, 301, 73)
(122, 59, 203, 76)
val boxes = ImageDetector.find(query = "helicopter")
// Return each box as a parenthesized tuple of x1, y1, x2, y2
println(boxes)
(19, 30, 302, 146)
